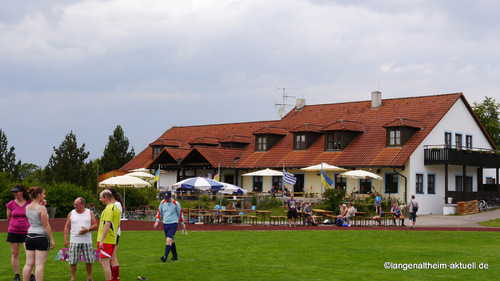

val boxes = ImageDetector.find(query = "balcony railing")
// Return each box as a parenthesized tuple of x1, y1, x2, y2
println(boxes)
(424, 145, 500, 168)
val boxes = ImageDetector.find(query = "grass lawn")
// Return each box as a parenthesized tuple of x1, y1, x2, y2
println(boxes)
(479, 218, 500, 227)
(1, 229, 499, 280)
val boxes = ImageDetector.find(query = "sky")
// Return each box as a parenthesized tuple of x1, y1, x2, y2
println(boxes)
(1, 0, 499, 167)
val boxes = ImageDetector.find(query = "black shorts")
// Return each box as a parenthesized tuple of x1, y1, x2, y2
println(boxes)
(25, 233, 50, 251)
(7, 232, 27, 243)
(287, 210, 298, 219)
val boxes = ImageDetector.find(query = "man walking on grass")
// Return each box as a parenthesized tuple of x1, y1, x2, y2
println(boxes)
(154, 191, 186, 262)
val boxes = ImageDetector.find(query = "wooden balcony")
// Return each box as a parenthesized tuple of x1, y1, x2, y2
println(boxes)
(424, 146, 500, 168)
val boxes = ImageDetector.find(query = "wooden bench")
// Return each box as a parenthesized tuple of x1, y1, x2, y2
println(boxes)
(243, 215, 258, 225)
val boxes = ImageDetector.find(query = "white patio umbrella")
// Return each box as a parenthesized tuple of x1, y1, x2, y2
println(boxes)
(129, 168, 150, 173)
(127, 171, 155, 180)
(172, 177, 225, 223)
(242, 168, 283, 176)
(300, 163, 347, 172)
(99, 175, 152, 218)
(339, 170, 383, 180)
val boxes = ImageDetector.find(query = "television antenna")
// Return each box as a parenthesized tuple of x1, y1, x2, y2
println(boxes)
(274, 87, 299, 118)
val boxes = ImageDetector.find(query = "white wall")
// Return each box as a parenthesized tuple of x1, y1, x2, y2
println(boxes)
(408, 97, 496, 214)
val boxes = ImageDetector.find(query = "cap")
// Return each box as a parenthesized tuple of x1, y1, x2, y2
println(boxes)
(164, 191, 172, 200)
(10, 186, 21, 192)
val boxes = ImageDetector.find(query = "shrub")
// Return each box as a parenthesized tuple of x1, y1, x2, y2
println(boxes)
(45, 182, 99, 218)
(321, 188, 346, 213)
(113, 186, 157, 209)
(259, 197, 282, 209)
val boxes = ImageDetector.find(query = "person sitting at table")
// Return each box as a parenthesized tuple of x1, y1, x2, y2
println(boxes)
(372, 203, 384, 226)
(391, 202, 405, 226)
(344, 202, 355, 227)
(337, 204, 347, 219)
(303, 203, 317, 226)
(270, 186, 276, 197)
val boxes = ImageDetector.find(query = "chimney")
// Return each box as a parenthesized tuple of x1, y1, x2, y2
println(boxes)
(296, 98, 306, 110)
(371, 91, 382, 110)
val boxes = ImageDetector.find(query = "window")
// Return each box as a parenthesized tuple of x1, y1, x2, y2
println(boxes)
(388, 129, 401, 146)
(359, 179, 372, 194)
(272, 176, 282, 192)
(445, 132, 452, 148)
(252, 176, 263, 192)
(152, 146, 162, 159)
(385, 173, 398, 194)
(466, 135, 472, 149)
(456, 175, 473, 192)
(326, 133, 342, 150)
(455, 133, 462, 148)
(334, 174, 347, 190)
(427, 174, 435, 194)
(294, 133, 307, 150)
(465, 176, 473, 192)
(256, 136, 267, 151)
(455, 175, 463, 192)
(416, 174, 424, 194)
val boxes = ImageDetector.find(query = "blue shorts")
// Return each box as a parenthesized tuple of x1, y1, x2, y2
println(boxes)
(409, 212, 416, 222)
(163, 223, 178, 239)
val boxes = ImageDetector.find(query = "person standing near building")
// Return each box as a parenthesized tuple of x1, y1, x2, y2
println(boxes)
(153, 191, 186, 262)
(64, 197, 97, 281)
(408, 195, 419, 229)
(97, 190, 121, 281)
(23, 186, 55, 281)
(6, 185, 35, 281)
(286, 193, 298, 227)
(374, 192, 382, 213)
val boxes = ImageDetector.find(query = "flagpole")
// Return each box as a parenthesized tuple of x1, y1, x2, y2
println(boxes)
(282, 162, 285, 197)
(321, 163, 324, 201)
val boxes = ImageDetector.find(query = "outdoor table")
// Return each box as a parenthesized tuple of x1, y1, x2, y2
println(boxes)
(354, 212, 366, 226)
(255, 210, 271, 225)
(312, 209, 333, 221)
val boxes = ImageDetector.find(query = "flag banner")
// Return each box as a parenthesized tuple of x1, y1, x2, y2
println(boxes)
(321, 170, 333, 188)
(153, 169, 160, 183)
(214, 173, 220, 181)
(283, 170, 297, 185)
(207, 173, 213, 179)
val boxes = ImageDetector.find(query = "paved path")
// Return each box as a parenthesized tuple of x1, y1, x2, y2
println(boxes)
(1, 209, 499, 232)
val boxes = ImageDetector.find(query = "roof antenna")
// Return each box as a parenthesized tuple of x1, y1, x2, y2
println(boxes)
(274, 87, 299, 118)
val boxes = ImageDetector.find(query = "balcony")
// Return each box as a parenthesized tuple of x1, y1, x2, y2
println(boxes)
(424, 145, 500, 168)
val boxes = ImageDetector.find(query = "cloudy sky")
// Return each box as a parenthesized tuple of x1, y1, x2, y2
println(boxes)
(1, 0, 499, 167)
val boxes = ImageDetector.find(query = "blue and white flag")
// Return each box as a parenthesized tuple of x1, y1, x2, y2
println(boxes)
(283, 170, 297, 185)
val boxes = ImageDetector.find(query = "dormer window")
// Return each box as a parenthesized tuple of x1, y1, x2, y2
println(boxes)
(326, 132, 342, 150)
(294, 133, 307, 150)
(256, 136, 267, 151)
(383, 118, 422, 148)
(321, 120, 365, 151)
(388, 129, 401, 146)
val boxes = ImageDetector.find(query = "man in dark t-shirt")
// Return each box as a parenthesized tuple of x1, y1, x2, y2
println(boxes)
(286, 194, 298, 227)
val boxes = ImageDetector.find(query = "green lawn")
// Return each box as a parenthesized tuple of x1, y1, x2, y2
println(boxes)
(479, 218, 500, 227)
(1, 229, 499, 280)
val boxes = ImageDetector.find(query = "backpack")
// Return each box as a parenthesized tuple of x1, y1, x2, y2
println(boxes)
(335, 218, 343, 226)
(411, 200, 418, 213)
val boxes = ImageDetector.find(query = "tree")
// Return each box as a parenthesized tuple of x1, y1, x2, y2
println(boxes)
(0, 129, 21, 180)
(473, 96, 500, 148)
(100, 125, 135, 174)
(45, 131, 90, 187)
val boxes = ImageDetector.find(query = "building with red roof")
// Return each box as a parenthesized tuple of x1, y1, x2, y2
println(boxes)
(121, 92, 499, 214)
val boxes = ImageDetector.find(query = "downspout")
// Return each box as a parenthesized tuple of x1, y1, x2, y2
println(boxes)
(393, 168, 407, 204)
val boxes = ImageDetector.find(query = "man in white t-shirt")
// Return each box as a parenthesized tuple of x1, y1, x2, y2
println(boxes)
(64, 197, 98, 281)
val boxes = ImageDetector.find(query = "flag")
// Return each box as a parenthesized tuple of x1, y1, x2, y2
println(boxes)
(153, 169, 160, 183)
(214, 173, 220, 181)
(321, 170, 333, 188)
(283, 170, 297, 185)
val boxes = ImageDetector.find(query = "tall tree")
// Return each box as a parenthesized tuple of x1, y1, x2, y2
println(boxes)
(45, 131, 90, 186)
(100, 125, 135, 173)
(473, 96, 500, 148)
(0, 129, 21, 180)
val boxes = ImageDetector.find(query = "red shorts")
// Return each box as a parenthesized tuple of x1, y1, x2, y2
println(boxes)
(97, 242, 115, 258)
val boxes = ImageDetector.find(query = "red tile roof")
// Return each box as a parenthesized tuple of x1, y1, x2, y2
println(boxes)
(122, 93, 490, 171)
